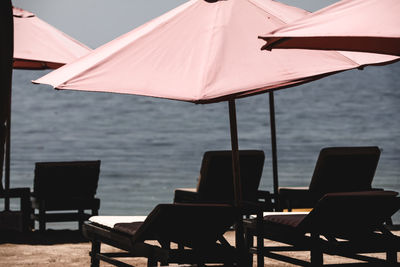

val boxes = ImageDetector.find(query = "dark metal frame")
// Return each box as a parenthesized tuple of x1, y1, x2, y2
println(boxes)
(244, 191, 400, 266)
(84, 223, 237, 267)
(31, 160, 101, 232)
(246, 220, 400, 266)
(83, 203, 239, 267)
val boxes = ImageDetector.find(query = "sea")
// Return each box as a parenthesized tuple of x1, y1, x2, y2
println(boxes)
(3, 61, 400, 227)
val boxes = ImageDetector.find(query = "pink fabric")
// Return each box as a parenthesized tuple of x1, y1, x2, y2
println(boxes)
(13, 7, 91, 69)
(34, 0, 398, 103)
(260, 0, 400, 56)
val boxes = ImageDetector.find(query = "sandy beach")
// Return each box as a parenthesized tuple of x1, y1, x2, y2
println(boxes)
(1, 229, 398, 266)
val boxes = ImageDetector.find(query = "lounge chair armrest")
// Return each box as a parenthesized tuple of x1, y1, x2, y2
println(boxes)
(0, 187, 31, 198)
(241, 200, 265, 216)
(278, 187, 318, 210)
(370, 187, 384, 191)
(278, 187, 315, 200)
(174, 188, 200, 203)
(256, 190, 272, 201)
(0, 187, 32, 222)
(255, 190, 274, 211)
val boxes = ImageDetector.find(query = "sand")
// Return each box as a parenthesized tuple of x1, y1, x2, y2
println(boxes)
(0, 229, 398, 266)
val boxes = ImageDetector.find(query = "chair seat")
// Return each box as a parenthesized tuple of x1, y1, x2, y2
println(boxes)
(264, 214, 306, 228)
(114, 222, 145, 236)
(31, 197, 100, 211)
(31, 212, 92, 223)
(89, 216, 147, 228)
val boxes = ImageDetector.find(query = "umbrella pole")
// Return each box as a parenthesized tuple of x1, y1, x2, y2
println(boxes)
(228, 100, 245, 244)
(5, 117, 11, 211)
(268, 91, 280, 210)
(0, 0, 13, 211)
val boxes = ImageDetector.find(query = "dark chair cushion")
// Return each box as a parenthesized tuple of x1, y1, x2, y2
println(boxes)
(299, 191, 399, 236)
(114, 222, 144, 236)
(278, 147, 381, 209)
(130, 203, 236, 248)
(33, 160, 100, 199)
(264, 214, 306, 229)
(308, 146, 380, 197)
(177, 150, 265, 203)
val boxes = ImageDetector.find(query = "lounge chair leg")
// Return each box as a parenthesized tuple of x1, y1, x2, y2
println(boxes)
(287, 200, 292, 212)
(256, 235, 264, 267)
(385, 217, 393, 226)
(244, 228, 254, 267)
(20, 194, 31, 232)
(310, 233, 323, 266)
(160, 241, 170, 266)
(92, 207, 98, 216)
(256, 212, 264, 267)
(78, 208, 84, 231)
(39, 203, 46, 233)
(243, 251, 252, 267)
(29, 204, 35, 230)
(147, 257, 158, 267)
(386, 249, 397, 264)
(90, 241, 101, 267)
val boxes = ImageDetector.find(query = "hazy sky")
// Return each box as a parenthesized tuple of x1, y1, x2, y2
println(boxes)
(11, 0, 338, 48)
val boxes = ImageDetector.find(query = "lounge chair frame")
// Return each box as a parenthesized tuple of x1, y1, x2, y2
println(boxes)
(31, 160, 101, 232)
(83, 203, 239, 267)
(174, 150, 273, 212)
(245, 191, 400, 266)
(279, 146, 381, 211)
(0, 187, 32, 231)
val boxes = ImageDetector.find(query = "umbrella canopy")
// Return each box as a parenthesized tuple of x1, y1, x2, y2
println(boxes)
(13, 7, 91, 69)
(259, 0, 400, 56)
(34, 0, 398, 103)
(34, 0, 399, 198)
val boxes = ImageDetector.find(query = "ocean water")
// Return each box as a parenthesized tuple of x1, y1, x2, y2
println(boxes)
(3, 61, 400, 225)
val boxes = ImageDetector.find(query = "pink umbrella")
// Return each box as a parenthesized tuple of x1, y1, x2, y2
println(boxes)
(13, 7, 91, 69)
(259, 0, 400, 56)
(1, 6, 92, 214)
(34, 0, 398, 252)
(34, 0, 397, 188)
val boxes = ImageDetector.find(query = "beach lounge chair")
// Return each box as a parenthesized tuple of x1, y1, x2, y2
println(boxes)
(244, 190, 400, 266)
(279, 146, 381, 210)
(0, 187, 32, 232)
(31, 160, 101, 232)
(174, 150, 272, 211)
(83, 203, 238, 267)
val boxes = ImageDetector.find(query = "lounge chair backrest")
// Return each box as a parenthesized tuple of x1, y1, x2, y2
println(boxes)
(196, 150, 264, 202)
(127, 203, 236, 248)
(33, 160, 101, 199)
(299, 191, 400, 235)
(308, 147, 380, 197)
